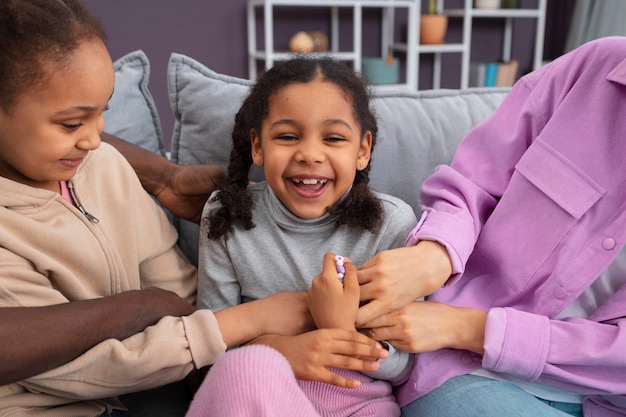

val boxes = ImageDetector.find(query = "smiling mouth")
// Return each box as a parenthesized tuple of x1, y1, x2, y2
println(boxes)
(291, 177, 328, 192)
(293, 178, 328, 185)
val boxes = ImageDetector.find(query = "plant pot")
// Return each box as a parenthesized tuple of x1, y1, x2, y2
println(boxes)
(420, 15, 448, 45)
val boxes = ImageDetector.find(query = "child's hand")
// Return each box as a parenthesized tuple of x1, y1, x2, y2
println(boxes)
(307, 253, 359, 330)
(249, 330, 386, 388)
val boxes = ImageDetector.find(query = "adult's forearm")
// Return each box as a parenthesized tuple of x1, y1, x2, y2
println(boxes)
(0, 289, 194, 385)
(102, 131, 226, 224)
(101, 132, 175, 196)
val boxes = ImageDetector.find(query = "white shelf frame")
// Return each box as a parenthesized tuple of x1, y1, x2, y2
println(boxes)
(247, 0, 546, 91)
(247, 0, 418, 89)
(391, 0, 546, 89)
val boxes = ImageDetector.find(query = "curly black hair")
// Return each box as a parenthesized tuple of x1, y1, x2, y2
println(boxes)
(205, 56, 383, 240)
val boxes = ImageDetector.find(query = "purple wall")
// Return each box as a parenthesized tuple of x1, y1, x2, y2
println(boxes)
(84, 0, 250, 147)
(83, 0, 566, 149)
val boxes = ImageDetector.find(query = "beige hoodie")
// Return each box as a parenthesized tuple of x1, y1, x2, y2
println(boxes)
(0, 143, 225, 416)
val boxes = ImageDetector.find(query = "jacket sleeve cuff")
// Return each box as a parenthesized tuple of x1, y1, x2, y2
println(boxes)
(483, 307, 550, 382)
(405, 211, 465, 286)
(182, 310, 227, 369)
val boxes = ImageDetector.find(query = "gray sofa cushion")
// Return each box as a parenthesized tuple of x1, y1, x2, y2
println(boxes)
(105, 50, 165, 156)
(167, 52, 509, 264)
(369, 88, 509, 213)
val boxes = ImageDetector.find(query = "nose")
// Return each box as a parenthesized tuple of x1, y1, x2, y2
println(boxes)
(76, 116, 103, 151)
(294, 139, 325, 165)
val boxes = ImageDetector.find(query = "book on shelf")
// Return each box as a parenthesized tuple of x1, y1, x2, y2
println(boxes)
(469, 62, 486, 87)
(495, 59, 519, 87)
(485, 62, 499, 87)
(469, 60, 519, 88)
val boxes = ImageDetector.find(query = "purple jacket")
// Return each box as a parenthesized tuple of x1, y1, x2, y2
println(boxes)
(396, 37, 626, 417)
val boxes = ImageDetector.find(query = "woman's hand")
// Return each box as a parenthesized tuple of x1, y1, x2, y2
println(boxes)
(249, 329, 388, 388)
(356, 241, 452, 326)
(360, 300, 487, 355)
(307, 253, 359, 330)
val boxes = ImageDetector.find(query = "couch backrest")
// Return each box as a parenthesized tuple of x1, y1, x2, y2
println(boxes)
(168, 53, 509, 215)
(105, 50, 510, 265)
(367, 88, 508, 214)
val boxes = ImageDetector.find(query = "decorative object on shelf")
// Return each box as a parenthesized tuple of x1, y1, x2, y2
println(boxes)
(474, 0, 501, 9)
(502, 0, 518, 8)
(420, 0, 448, 45)
(288, 31, 328, 53)
(308, 31, 328, 52)
(361, 56, 399, 85)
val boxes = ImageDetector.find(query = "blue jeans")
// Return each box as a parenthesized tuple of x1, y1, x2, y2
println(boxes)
(401, 375, 584, 417)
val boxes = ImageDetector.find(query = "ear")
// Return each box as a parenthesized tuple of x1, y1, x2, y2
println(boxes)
(251, 129, 263, 166)
(356, 130, 372, 171)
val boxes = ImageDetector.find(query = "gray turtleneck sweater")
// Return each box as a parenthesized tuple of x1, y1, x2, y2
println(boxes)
(198, 181, 417, 381)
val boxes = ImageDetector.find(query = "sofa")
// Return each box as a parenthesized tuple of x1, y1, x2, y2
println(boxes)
(104, 50, 510, 266)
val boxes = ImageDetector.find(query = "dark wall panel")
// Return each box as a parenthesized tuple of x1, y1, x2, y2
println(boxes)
(84, 0, 568, 149)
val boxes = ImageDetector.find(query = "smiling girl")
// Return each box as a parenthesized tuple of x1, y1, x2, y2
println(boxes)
(197, 57, 417, 416)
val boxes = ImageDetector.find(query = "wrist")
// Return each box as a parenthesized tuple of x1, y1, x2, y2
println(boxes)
(242, 300, 273, 340)
(419, 240, 453, 290)
(451, 306, 487, 355)
(143, 159, 177, 197)
(248, 334, 279, 346)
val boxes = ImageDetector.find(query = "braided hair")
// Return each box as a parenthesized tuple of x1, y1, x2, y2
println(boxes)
(205, 56, 383, 240)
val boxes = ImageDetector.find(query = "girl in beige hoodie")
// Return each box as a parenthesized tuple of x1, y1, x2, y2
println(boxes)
(0, 1, 386, 416)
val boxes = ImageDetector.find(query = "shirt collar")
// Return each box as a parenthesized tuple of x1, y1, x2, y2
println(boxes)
(607, 58, 626, 86)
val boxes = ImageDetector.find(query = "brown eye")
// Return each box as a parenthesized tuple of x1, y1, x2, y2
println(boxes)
(325, 136, 345, 143)
(62, 123, 82, 131)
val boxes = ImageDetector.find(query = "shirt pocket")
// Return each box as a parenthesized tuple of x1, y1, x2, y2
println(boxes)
(474, 139, 605, 293)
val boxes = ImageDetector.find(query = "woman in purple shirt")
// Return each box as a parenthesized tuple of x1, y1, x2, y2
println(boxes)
(189, 36, 626, 417)
(355, 36, 626, 417)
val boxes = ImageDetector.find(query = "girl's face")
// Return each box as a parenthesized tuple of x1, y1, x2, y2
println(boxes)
(0, 40, 114, 192)
(251, 79, 372, 219)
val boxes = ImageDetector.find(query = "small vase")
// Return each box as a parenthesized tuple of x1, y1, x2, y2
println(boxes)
(420, 14, 448, 45)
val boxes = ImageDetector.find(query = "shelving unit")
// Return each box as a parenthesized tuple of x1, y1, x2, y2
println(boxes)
(391, 0, 546, 89)
(247, 0, 418, 89)
(247, 0, 546, 91)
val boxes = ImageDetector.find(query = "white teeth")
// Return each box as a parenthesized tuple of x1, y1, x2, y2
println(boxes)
(294, 178, 327, 185)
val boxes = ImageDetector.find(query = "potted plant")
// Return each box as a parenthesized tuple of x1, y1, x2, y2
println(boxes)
(420, 0, 448, 45)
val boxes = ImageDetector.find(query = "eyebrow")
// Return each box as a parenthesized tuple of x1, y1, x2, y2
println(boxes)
(55, 105, 100, 115)
(270, 118, 353, 130)
(54, 91, 114, 116)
